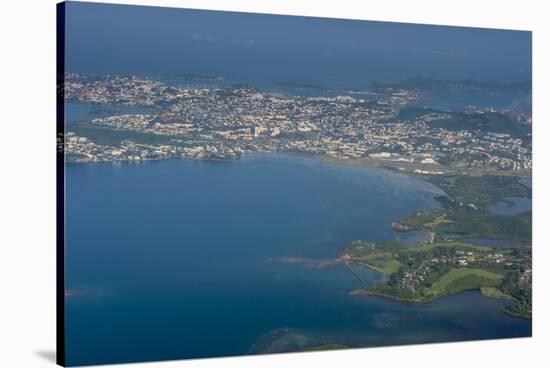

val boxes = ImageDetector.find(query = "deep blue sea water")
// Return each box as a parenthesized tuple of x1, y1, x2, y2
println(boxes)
(65, 155, 531, 366)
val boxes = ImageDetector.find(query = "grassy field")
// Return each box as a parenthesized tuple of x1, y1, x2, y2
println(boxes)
(425, 268, 502, 296)
(342, 241, 404, 275)
(423, 215, 453, 230)
(406, 241, 491, 253)
(397, 210, 445, 231)
(362, 257, 401, 274)
(480, 287, 513, 300)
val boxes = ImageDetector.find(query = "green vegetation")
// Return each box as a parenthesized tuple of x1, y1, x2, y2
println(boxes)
(394, 174, 532, 242)
(398, 107, 529, 136)
(366, 258, 402, 274)
(342, 241, 508, 303)
(442, 210, 531, 241)
(397, 209, 448, 231)
(423, 214, 453, 230)
(424, 268, 502, 296)
(341, 241, 403, 274)
(348, 242, 531, 310)
(428, 174, 531, 207)
(500, 270, 532, 318)
(505, 298, 532, 319)
(406, 241, 491, 253)
(341, 239, 531, 317)
(443, 275, 500, 295)
(480, 287, 513, 300)
(428, 111, 526, 135)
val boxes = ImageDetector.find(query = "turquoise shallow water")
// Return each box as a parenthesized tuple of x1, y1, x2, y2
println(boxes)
(65, 154, 531, 366)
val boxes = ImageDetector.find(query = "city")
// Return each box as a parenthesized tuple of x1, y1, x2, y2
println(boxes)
(64, 73, 532, 175)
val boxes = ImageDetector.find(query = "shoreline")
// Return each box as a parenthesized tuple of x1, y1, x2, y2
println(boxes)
(349, 288, 432, 304)
(320, 155, 532, 178)
(349, 283, 531, 320)
(65, 149, 533, 179)
(350, 287, 531, 320)
(66, 148, 532, 320)
(341, 259, 403, 277)
(503, 308, 532, 320)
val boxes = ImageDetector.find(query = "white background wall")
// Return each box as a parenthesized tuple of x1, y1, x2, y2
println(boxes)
(0, 0, 548, 367)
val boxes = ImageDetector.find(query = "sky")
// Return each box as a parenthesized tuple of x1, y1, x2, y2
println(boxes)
(63, 1, 532, 89)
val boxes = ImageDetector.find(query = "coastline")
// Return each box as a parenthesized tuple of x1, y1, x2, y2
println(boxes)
(67, 149, 532, 319)
(350, 288, 531, 321)
(320, 155, 532, 178)
(343, 261, 388, 275)
(64, 145, 532, 179)
(349, 288, 433, 304)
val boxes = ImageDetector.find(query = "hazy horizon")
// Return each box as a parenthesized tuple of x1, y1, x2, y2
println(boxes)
(64, 1, 532, 90)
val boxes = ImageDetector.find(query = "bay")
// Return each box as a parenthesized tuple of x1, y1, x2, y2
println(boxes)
(65, 154, 531, 366)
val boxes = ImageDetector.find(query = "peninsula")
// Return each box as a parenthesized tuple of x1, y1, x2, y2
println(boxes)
(340, 173, 532, 319)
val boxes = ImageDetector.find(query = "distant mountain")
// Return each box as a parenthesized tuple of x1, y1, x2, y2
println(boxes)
(372, 77, 531, 93)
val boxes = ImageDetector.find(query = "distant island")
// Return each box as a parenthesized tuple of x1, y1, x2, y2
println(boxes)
(371, 77, 532, 93)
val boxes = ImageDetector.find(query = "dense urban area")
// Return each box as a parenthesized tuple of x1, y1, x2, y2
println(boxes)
(63, 73, 531, 175)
